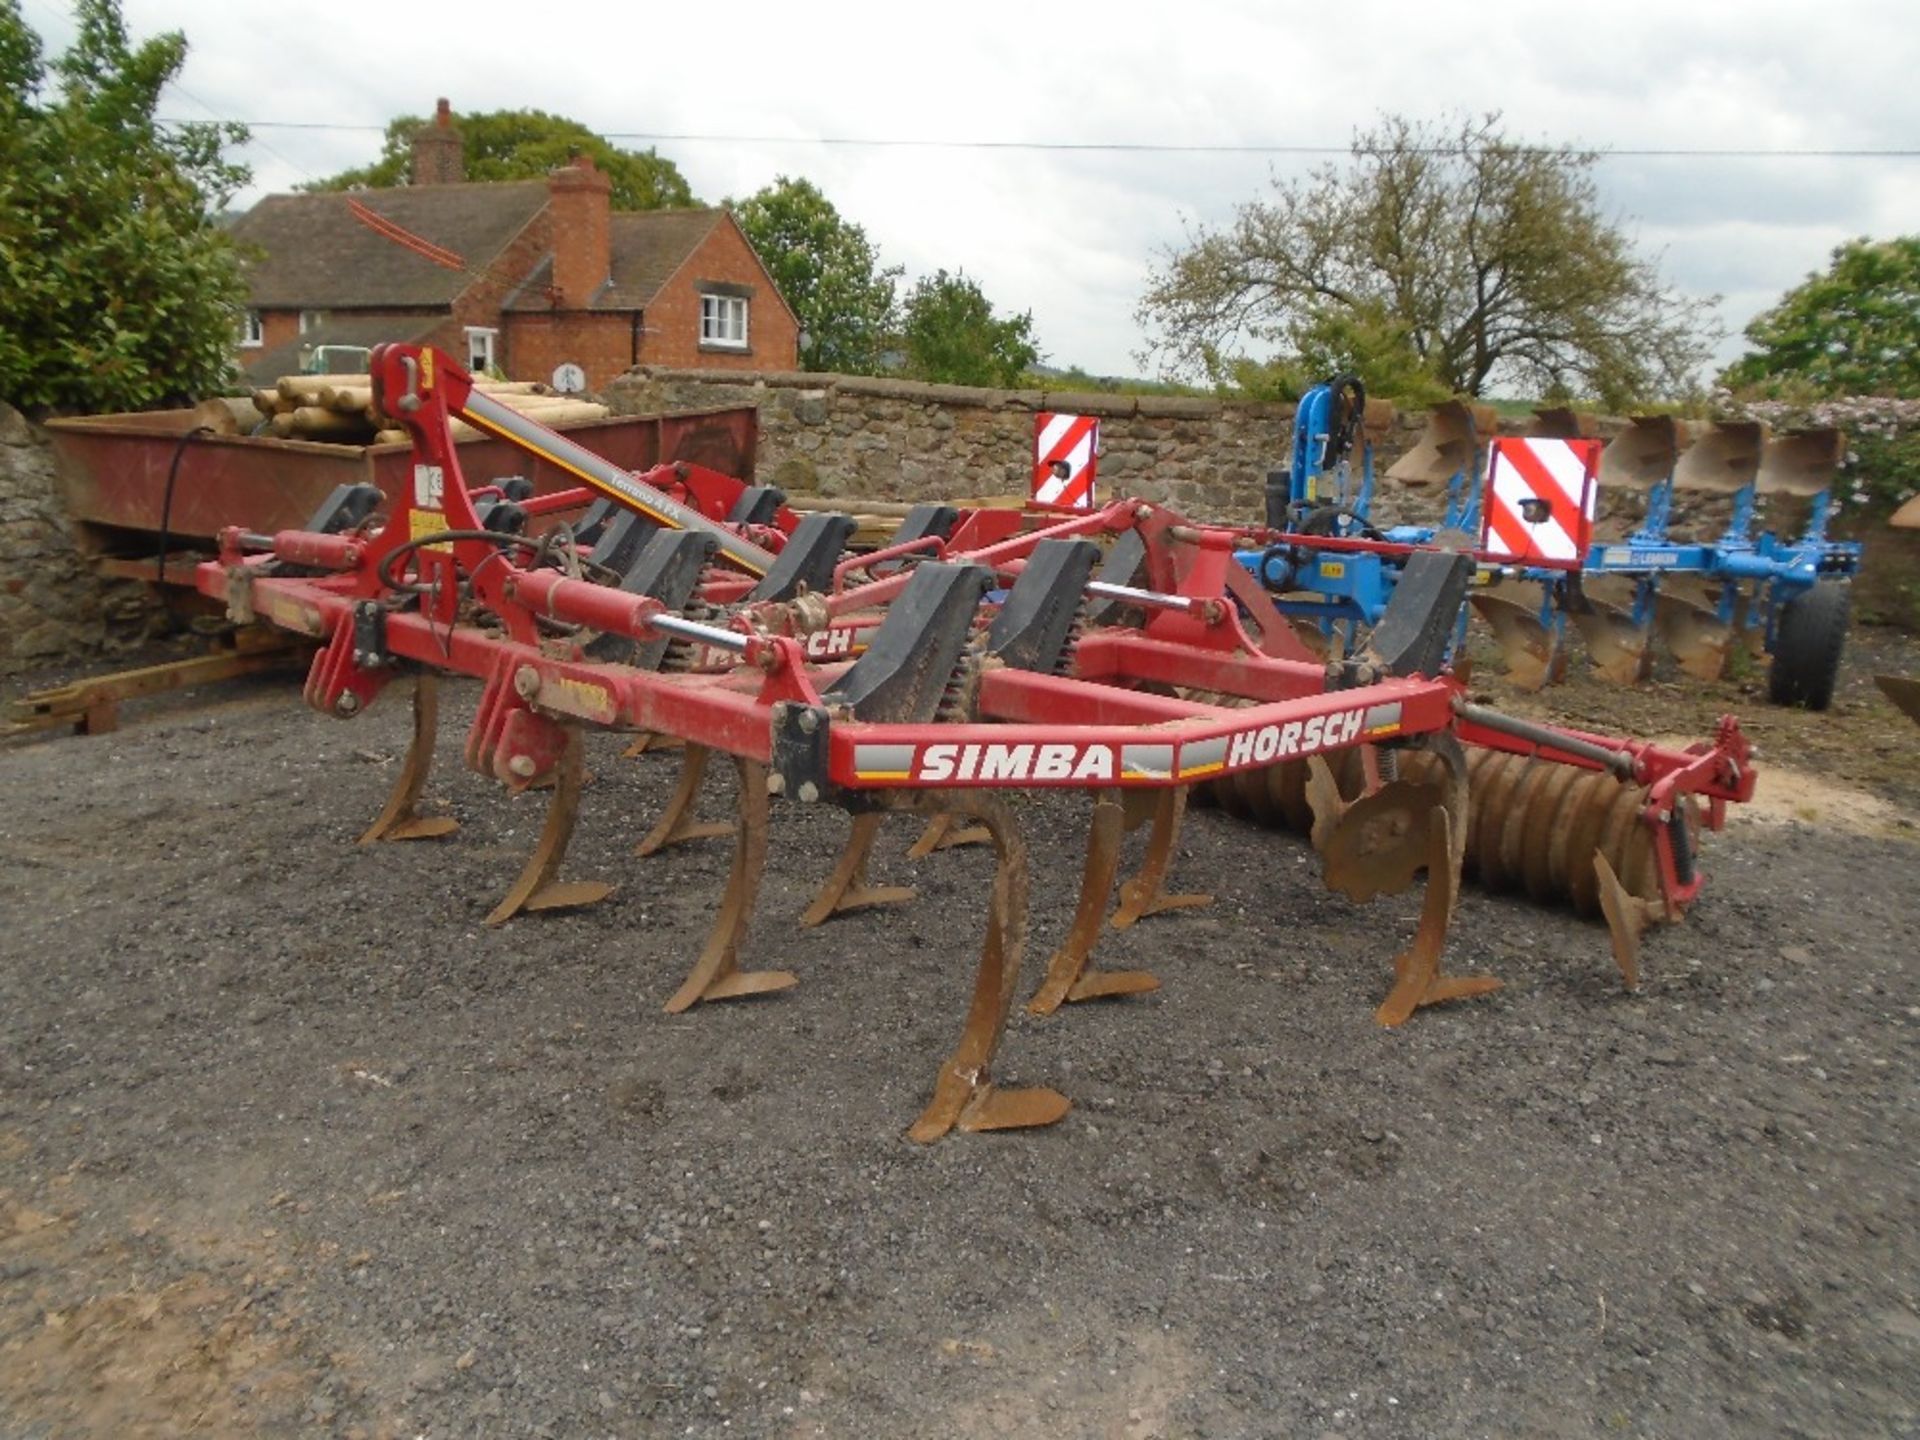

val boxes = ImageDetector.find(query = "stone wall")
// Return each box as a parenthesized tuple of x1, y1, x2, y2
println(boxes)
(606, 367, 1902, 546)
(610, 368, 1306, 523)
(0, 403, 155, 678)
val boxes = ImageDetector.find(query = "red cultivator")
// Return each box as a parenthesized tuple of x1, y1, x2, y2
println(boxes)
(196, 345, 1757, 1140)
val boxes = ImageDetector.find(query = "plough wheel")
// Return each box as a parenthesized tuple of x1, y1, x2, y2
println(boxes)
(1320, 735, 1498, 1025)
(801, 811, 916, 926)
(485, 725, 614, 926)
(359, 672, 460, 843)
(883, 790, 1068, 1143)
(1110, 787, 1213, 929)
(1768, 581, 1849, 711)
(663, 755, 796, 1012)
(635, 743, 734, 857)
(1027, 795, 1159, 1015)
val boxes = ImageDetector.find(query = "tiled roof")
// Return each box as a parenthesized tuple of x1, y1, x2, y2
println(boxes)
(229, 182, 549, 308)
(504, 208, 725, 312)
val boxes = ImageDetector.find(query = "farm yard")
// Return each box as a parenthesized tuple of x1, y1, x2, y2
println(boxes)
(2, 637, 1916, 1438)
(3, 6, 1917, 1437)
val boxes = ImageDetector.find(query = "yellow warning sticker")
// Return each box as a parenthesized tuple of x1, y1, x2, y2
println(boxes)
(409, 509, 451, 549)
(1319, 560, 1346, 579)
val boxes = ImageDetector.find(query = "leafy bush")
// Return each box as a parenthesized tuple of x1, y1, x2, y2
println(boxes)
(0, 0, 250, 413)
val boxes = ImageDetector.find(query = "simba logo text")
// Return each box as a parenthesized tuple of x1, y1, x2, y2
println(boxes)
(917, 743, 1117, 783)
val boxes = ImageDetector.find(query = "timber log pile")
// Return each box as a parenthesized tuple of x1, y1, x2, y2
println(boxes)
(234, 375, 609, 446)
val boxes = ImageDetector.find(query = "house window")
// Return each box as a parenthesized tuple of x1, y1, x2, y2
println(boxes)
(239, 311, 263, 348)
(465, 327, 499, 375)
(299, 310, 324, 335)
(700, 293, 748, 350)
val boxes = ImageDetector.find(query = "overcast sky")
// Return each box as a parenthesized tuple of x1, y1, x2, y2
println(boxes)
(22, 0, 1920, 384)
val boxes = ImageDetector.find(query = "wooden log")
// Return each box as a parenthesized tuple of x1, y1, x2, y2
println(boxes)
(321, 385, 372, 413)
(250, 387, 286, 418)
(276, 374, 359, 403)
(284, 405, 377, 440)
(192, 397, 256, 436)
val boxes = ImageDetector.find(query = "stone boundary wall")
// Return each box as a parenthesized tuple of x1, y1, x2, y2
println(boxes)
(610, 368, 1312, 524)
(0, 402, 156, 679)
(609, 367, 1917, 543)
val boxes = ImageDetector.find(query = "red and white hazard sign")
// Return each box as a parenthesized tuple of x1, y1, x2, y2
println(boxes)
(1480, 436, 1600, 569)
(1033, 412, 1098, 511)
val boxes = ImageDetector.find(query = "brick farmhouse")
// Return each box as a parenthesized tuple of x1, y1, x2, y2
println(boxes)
(227, 100, 799, 390)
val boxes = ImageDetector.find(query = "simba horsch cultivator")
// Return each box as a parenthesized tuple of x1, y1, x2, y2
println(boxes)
(195, 345, 1757, 1140)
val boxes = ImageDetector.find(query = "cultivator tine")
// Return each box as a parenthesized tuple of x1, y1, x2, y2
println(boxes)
(1109, 787, 1213, 929)
(889, 790, 1068, 1143)
(359, 672, 459, 843)
(485, 725, 614, 926)
(800, 811, 916, 926)
(635, 743, 734, 856)
(1321, 738, 1497, 1026)
(1470, 592, 1563, 690)
(1027, 796, 1159, 1015)
(906, 812, 991, 858)
(1653, 591, 1734, 681)
(622, 731, 684, 759)
(1874, 674, 1920, 726)
(1594, 852, 1666, 990)
(663, 756, 795, 1012)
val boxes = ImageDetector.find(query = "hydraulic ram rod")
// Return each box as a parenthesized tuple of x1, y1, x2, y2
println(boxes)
(457, 389, 776, 578)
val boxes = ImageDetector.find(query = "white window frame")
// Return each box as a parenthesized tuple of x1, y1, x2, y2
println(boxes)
(239, 310, 263, 348)
(700, 293, 749, 350)
(465, 326, 499, 375)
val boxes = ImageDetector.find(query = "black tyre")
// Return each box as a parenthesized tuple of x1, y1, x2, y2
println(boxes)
(1768, 581, 1850, 710)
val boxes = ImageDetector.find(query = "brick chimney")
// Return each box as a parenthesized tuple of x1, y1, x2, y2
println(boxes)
(547, 155, 612, 308)
(410, 98, 464, 185)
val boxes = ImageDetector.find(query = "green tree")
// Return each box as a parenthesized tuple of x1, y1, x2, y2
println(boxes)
(730, 176, 899, 374)
(901, 269, 1039, 387)
(1137, 112, 1718, 408)
(304, 108, 695, 212)
(0, 0, 249, 412)
(1720, 237, 1920, 397)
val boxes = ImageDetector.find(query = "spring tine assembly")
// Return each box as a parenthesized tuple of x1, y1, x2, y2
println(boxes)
(1027, 796, 1160, 1015)
(801, 812, 916, 926)
(1108, 787, 1213, 929)
(360, 672, 460, 843)
(890, 790, 1069, 1143)
(485, 725, 614, 926)
(635, 743, 735, 856)
(662, 755, 795, 1011)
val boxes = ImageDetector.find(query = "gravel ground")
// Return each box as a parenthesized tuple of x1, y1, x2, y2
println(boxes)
(2, 639, 1918, 1439)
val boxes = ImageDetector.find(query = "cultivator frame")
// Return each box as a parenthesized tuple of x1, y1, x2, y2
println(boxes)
(196, 344, 1758, 1140)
